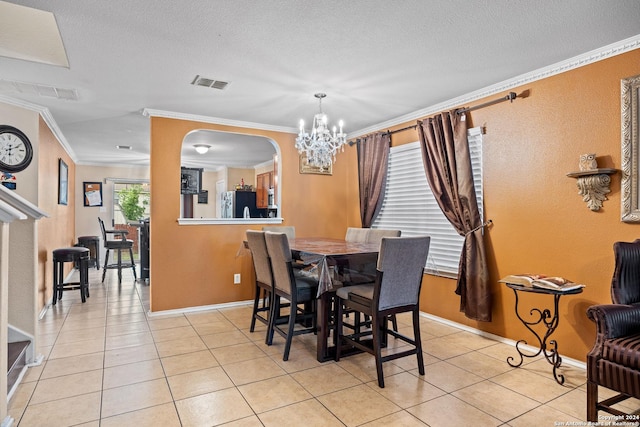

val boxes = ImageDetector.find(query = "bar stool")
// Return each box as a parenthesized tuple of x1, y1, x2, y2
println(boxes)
(52, 247, 90, 304)
(98, 218, 137, 284)
(76, 235, 100, 270)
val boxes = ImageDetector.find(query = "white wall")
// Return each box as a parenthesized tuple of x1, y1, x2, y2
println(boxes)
(75, 164, 149, 239)
(0, 103, 39, 205)
(0, 103, 40, 343)
(191, 170, 217, 218)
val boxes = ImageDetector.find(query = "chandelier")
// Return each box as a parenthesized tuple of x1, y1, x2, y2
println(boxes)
(295, 93, 346, 171)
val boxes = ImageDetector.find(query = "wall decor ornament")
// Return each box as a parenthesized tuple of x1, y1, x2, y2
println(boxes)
(567, 154, 617, 211)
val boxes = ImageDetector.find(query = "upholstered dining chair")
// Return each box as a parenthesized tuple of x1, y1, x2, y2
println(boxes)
(587, 239, 640, 421)
(264, 231, 318, 361)
(98, 217, 136, 284)
(335, 236, 430, 388)
(345, 227, 369, 243)
(262, 225, 295, 239)
(263, 226, 306, 270)
(342, 228, 401, 284)
(342, 228, 402, 332)
(246, 230, 274, 341)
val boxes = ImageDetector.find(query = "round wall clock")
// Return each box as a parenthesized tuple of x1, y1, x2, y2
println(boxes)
(0, 125, 34, 173)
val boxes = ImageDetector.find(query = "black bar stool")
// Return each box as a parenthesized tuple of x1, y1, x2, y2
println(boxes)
(98, 218, 137, 284)
(53, 247, 90, 304)
(76, 235, 100, 270)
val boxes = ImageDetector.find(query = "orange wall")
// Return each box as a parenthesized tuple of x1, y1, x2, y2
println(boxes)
(37, 118, 75, 309)
(149, 49, 640, 362)
(360, 49, 640, 362)
(149, 118, 354, 312)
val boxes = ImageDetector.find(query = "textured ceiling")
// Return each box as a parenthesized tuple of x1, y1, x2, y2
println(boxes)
(1, 0, 639, 168)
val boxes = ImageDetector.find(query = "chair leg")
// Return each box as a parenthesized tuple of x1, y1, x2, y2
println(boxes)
(57, 262, 64, 302)
(250, 284, 261, 332)
(371, 313, 385, 388)
(79, 257, 87, 303)
(129, 247, 137, 280)
(266, 295, 279, 345)
(102, 249, 109, 282)
(389, 314, 398, 332)
(587, 380, 598, 422)
(117, 248, 123, 284)
(335, 300, 344, 361)
(52, 262, 59, 305)
(413, 309, 424, 376)
(283, 301, 297, 361)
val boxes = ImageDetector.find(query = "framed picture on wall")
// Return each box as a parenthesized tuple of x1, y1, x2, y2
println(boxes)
(621, 73, 640, 222)
(58, 158, 68, 205)
(83, 181, 103, 206)
(299, 152, 332, 175)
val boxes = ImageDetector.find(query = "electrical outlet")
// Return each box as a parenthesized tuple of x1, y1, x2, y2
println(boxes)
(233, 273, 241, 284)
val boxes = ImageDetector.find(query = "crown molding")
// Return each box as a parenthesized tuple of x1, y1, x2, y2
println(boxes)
(348, 34, 640, 139)
(142, 108, 298, 134)
(0, 94, 78, 162)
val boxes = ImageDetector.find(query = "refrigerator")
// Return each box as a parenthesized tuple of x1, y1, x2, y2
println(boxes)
(221, 191, 261, 218)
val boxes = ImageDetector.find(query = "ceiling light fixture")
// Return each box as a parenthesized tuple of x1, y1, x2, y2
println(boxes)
(295, 93, 346, 171)
(194, 144, 211, 154)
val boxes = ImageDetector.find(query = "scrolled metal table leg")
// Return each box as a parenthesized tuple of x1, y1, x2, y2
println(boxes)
(507, 288, 566, 385)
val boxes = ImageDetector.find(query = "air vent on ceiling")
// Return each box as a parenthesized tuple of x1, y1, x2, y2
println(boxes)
(191, 75, 229, 90)
(0, 79, 78, 100)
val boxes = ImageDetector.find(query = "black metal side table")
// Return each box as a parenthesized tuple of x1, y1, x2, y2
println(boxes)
(504, 282, 583, 385)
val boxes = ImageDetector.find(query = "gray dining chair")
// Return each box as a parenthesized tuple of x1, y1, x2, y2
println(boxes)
(342, 228, 403, 332)
(246, 230, 275, 342)
(263, 226, 307, 270)
(262, 226, 295, 239)
(342, 228, 401, 284)
(335, 236, 431, 388)
(264, 231, 318, 361)
(345, 227, 369, 242)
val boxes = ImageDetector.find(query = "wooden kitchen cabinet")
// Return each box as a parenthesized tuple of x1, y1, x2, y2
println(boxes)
(256, 172, 273, 208)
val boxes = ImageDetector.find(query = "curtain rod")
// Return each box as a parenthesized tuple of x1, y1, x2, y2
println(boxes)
(348, 125, 415, 146)
(456, 92, 517, 115)
(348, 91, 518, 146)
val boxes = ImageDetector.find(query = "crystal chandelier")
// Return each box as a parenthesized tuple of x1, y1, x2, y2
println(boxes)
(295, 93, 346, 171)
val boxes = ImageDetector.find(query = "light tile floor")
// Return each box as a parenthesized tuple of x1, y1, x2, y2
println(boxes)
(7, 268, 639, 426)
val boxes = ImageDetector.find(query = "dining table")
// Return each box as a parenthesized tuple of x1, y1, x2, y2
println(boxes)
(288, 237, 380, 362)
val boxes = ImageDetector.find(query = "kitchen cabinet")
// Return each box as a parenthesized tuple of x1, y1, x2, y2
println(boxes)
(256, 172, 273, 208)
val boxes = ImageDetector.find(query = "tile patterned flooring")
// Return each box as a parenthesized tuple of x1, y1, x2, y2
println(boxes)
(7, 268, 637, 426)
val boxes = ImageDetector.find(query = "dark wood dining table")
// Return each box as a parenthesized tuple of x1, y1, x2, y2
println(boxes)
(288, 237, 380, 362)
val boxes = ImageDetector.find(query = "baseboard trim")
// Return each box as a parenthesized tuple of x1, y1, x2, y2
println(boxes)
(148, 300, 586, 369)
(420, 312, 586, 370)
(147, 299, 253, 318)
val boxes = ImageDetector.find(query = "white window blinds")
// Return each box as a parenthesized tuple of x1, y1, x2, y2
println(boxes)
(372, 126, 483, 277)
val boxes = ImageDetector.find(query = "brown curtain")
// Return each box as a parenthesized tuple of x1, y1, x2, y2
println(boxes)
(356, 132, 390, 227)
(417, 111, 491, 322)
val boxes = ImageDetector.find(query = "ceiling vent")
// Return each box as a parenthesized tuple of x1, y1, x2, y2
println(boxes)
(0, 79, 78, 100)
(191, 75, 229, 90)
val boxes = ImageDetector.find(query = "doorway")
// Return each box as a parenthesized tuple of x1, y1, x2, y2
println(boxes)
(112, 180, 150, 260)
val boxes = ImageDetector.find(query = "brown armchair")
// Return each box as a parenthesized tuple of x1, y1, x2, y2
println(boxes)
(587, 239, 640, 421)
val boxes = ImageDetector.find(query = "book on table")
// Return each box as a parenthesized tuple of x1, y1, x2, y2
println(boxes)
(499, 274, 585, 292)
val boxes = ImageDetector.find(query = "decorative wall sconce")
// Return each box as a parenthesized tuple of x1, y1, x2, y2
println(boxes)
(566, 154, 617, 211)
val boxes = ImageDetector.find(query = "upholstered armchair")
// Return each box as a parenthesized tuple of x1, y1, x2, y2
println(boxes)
(586, 239, 640, 421)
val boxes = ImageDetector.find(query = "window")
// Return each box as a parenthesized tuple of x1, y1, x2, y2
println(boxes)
(113, 181, 151, 225)
(372, 127, 483, 277)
